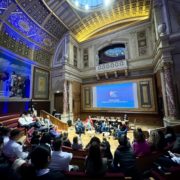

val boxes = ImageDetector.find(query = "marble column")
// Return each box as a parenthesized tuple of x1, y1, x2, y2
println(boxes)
(63, 80, 68, 114)
(160, 68, 168, 117)
(68, 81, 73, 114)
(163, 62, 176, 118)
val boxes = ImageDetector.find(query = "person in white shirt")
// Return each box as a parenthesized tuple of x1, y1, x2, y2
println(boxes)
(18, 112, 35, 129)
(3, 129, 28, 160)
(49, 139, 75, 171)
(1, 127, 10, 145)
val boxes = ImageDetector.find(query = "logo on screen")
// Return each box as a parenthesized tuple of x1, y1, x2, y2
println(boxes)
(109, 91, 118, 98)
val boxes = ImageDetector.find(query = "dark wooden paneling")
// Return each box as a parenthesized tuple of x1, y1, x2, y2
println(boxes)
(0, 101, 50, 115)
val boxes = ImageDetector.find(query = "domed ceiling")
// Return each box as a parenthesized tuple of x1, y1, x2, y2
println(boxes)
(0, 0, 151, 66)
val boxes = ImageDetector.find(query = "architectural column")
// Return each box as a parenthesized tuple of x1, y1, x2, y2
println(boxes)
(68, 81, 73, 114)
(63, 80, 68, 114)
(163, 62, 176, 118)
(160, 68, 168, 117)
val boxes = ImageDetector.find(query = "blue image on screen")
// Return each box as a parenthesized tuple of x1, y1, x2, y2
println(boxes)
(95, 82, 138, 108)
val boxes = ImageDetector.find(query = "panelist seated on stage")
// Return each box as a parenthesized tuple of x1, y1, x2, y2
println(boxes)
(94, 120, 103, 133)
(85, 116, 94, 131)
(115, 122, 128, 139)
(18, 112, 36, 129)
(75, 118, 85, 134)
(101, 120, 110, 133)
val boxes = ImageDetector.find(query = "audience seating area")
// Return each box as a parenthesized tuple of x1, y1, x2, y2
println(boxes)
(1, 112, 180, 179)
(0, 113, 25, 134)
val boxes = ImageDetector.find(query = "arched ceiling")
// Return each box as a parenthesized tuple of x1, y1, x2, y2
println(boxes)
(43, 0, 151, 42)
(0, 0, 151, 58)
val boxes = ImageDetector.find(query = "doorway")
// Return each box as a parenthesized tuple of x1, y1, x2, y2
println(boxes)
(54, 92, 63, 113)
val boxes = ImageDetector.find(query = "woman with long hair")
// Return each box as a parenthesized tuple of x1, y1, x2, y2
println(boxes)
(85, 142, 108, 176)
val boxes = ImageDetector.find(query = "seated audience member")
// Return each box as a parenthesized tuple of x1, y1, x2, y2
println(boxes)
(18, 112, 35, 129)
(101, 138, 113, 166)
(30, 146, 65, 180)
(165, 126, 176, 145)
(149, 130, 167, 151)
(31, 131, 41, 145)
(3, 129, 28, 160)
(85, 116, 94, 131)
(49, 125, 61, 139)
(85, 136, 101, 149)
(72, 136, 83, 150)
(44, 115, 53, 128)
(1, 127, 11, 146)
(52, 109, 57, 116)
(0, 136, 3, 157)
(113, 134, 137, 178)
(40, 133, 52, 152)
(62, 132, 71, 147)
(75, 118, 85, 135)
(132, 128, 150, 156)
(155, 150, 180, 170)
(85, 142, 108, 176)
(49, 139, 74, 171)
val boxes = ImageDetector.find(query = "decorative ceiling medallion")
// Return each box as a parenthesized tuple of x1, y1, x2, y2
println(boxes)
(43, 38, 52, 47)
(18, 20, 30, 32)
(67, 0, 113, 12)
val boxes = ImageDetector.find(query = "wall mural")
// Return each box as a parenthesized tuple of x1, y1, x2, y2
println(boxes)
(0, 51, 31, 98)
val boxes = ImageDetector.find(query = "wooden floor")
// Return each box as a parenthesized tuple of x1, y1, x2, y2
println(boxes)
(67, 123, 163, 155)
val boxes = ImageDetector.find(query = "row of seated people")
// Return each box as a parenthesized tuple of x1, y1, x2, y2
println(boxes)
(18, 112, 61, 138)
(0, 121, 180, 179)
(75, 117, 128, 139)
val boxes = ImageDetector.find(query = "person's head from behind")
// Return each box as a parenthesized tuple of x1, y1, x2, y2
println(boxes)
(133, 128, 145, 142)
(40, 133, 52, 145)
(63, 132, 68, 140)
(1, 127, 11, 136)
(53, 138, 62, 151)
(30, 146, 51, 170)
(88, 142, 102, 168)
(73, 136, 78, 144)
(165, 126, 176, 136)
(89, 136, 101, 145)
(10, 129, 21, 141)
(118, 134, 129, 147)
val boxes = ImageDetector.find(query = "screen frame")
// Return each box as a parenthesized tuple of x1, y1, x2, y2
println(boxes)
(81, 77, 157, 113)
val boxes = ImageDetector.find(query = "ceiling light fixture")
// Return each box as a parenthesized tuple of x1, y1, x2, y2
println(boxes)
(67, 0, 114, 12)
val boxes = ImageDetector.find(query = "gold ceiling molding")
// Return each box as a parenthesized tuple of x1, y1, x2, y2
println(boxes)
(43, 0, 151, 42)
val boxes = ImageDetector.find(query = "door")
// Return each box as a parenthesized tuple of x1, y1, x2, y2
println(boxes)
(54, 93, 63, 113)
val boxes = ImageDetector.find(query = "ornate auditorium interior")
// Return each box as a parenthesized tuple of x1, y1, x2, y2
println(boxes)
(1, 0, 180, 179)
(0, 0, 180, 126)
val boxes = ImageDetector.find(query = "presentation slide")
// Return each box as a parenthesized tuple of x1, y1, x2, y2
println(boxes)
(93, 82, 138, 109)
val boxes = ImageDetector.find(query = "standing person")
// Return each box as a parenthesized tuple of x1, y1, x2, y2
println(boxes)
(85, 142, 108, 176)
